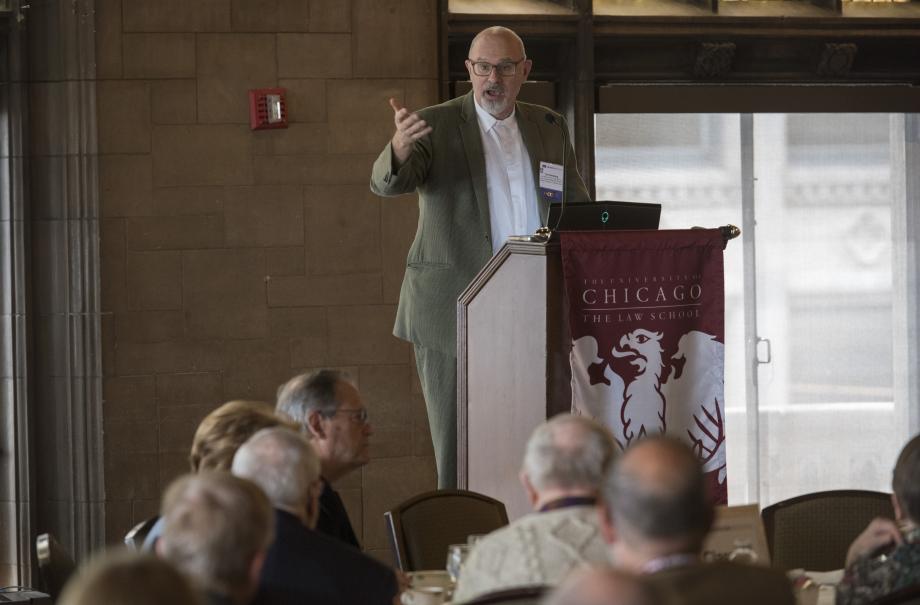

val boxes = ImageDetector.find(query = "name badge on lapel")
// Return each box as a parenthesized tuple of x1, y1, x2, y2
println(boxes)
(539, 161, 564, 202)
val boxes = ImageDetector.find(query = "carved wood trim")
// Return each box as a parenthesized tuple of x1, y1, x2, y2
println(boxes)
(817, 42, 858, 77)
(694, 42, 736, 78)
(597, 83, 920, 113)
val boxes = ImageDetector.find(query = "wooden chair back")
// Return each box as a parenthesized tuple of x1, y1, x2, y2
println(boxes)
(384, 489, 508, 571)
(761, 489, 894, 571)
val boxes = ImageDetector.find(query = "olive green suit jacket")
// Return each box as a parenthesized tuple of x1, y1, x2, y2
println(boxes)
(370, 91, 590, 355)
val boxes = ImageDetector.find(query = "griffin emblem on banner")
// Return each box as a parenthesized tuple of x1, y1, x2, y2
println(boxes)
(572, 330, 727, 485)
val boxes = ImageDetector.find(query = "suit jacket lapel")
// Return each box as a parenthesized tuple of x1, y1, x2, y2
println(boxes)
(459, 93, 491, 241)
(516, 105, 551, 223)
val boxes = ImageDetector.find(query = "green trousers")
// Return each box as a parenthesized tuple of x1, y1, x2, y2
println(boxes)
(414, 344, 457, 489)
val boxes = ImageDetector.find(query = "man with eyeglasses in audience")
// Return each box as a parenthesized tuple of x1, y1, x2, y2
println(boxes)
(371, 26, 590, 490)
(275, 369, 373, 549)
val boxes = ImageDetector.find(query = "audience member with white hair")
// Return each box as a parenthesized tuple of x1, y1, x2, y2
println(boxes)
(59, 550, 203, 605)
(157, 472, 274, 605)
(232, 427, 399, 605)
(452, 414, 617, 603)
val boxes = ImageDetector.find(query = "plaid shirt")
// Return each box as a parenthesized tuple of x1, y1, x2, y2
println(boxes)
(836, 527, 920, 605)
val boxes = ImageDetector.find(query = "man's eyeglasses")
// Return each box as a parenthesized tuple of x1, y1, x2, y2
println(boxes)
(326, 407, 369, 425)
(468, 58, 526, 77)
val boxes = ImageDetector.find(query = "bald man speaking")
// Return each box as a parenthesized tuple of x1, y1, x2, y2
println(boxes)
(371, 26, 590, 487)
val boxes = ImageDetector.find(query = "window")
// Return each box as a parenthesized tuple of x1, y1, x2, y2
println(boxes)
(595, 112, 914, 504)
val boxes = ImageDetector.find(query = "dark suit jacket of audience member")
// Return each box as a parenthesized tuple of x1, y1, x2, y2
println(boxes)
(253, 509, 397, 605)
(646, 561, 796, 605)
(317, 479, 361, 549)
(205, 591, 236, 605)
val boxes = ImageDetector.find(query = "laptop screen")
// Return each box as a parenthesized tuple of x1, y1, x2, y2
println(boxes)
(546, 200, 661, 233)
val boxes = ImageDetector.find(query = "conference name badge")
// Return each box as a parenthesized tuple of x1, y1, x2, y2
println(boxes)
(539, 161, 564, 202)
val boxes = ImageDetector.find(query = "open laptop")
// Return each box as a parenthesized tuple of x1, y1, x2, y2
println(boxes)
(546, 200, 661, 233)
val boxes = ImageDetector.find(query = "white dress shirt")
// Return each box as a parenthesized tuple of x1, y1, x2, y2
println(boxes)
(473, 100, 541, 255)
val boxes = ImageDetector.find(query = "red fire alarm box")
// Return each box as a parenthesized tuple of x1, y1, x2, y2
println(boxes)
(249, 88, 288, 130)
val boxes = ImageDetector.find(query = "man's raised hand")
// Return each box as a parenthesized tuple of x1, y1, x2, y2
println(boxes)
(389, 98, 432, 167)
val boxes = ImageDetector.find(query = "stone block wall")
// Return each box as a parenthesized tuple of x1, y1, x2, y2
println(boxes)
(95, 0, 439, 561)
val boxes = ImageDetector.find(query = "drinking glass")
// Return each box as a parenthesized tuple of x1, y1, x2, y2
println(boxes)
(728, 539, 758, 565)
(446, 543, 470, 583)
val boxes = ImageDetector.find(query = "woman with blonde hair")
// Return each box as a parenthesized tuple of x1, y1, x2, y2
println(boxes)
(136, 400, 296, 551)
(189, 399, 297, 472)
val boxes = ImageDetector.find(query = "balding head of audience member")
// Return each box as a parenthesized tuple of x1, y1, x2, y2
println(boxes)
(892, 433, 920, 525)
(59, 551, 202, 605)
(544, 567, 656, 605)
(520, 414, 617, 509)
(601, 436, 714, 571)
(158, 472, 274, 605)
(189, 400, 297, 473)
(232, 426, 324, 529)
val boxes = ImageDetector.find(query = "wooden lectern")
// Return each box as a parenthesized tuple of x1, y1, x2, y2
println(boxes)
(457, 240, 572, 521)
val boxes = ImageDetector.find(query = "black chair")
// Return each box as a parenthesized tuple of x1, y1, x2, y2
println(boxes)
(123, 516, 160, 550)
(35, 533, 76, 601)
(384, 489, 509, 571)
(761, 489, 894, 571)
(463, 585, 549, 605)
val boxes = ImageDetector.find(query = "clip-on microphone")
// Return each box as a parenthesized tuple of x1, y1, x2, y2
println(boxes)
(533, 112, 568, 242)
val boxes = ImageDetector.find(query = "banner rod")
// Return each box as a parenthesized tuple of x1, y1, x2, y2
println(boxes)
(691, 224, 741, 249)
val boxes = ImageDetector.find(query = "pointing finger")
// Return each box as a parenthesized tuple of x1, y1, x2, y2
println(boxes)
(394, 108, 414, 124)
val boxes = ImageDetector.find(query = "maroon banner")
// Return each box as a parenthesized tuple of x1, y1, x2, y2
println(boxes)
(561, 229, 727, 504)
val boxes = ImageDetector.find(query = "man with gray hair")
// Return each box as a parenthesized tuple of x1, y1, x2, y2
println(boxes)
(599, 436, 794, 605)
(232, 427, 399, 605)
(452, 414, 616, 602)
(275, 369, 370, 548)
(157, 472, 274, 605)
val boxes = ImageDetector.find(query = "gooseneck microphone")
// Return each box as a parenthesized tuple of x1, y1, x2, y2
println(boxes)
(542, 112, 568, 237)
